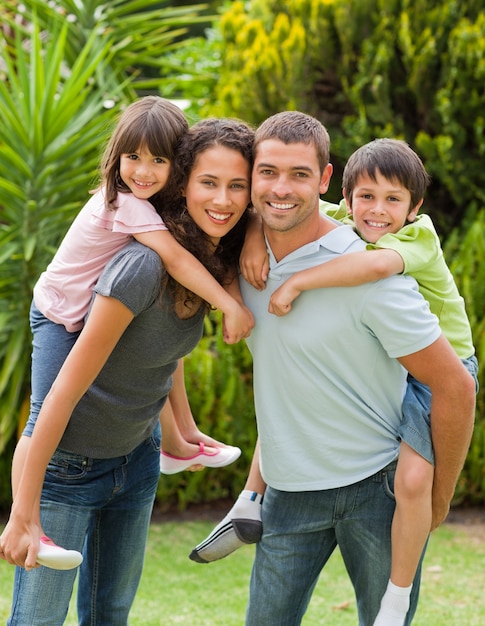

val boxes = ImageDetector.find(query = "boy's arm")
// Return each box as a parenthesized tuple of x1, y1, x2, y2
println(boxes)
(269, 248, 404, 316)
(239, 211, 269, 290)
(135, 230, 253, 344)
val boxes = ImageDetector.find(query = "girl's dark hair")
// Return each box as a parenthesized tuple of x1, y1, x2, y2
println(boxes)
(155, 118, 254, 309)
(100, 96, 188, 209)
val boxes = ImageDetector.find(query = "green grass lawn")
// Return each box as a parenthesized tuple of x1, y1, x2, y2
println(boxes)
(1, 518, 484, 624)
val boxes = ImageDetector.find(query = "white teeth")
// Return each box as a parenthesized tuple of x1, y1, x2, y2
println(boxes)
(134, 180, 152, 187)
(207, 210, 229, 221)
(269, 202, 295, 210)
(367, 221, 388, 228)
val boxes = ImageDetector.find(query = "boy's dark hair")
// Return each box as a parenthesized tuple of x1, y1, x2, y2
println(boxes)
(157, 117, 254, 309)
(100, 96, 188, 209)
(254, 111, 330, 174)
(343, 138, 431, 208)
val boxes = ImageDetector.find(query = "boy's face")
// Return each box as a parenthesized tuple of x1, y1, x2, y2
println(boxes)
(345, 170, 422, 243)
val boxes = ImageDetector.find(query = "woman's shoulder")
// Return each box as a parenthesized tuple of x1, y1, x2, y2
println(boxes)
(97, 241, 163, 300)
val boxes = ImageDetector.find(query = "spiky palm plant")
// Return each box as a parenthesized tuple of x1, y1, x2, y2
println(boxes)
(0, 14, 118, 450)
(0, 0, 208, 455)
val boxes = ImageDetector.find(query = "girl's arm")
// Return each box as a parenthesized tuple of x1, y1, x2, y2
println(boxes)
(269, 248, 404, 316)
(135, 230, 253, 344)
(0, 294, 135, 569)
(239, 212, 269, 291)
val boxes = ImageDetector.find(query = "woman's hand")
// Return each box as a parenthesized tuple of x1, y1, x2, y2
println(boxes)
(0, 515, 41, 571)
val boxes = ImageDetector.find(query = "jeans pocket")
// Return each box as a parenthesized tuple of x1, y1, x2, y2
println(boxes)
(46, 452, 88, 480)
(381, 463, 396, 501)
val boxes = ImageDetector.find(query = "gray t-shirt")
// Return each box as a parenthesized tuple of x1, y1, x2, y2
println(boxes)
(58, 241, 205, 458)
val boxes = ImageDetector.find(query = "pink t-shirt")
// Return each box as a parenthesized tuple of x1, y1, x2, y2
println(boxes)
(34, 189, 167, 332)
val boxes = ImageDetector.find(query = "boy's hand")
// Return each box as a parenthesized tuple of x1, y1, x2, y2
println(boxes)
(222, 301, 255, 344)
(240, 213, 269, 290)
(240, 250, 269, 291)
(269, 279, 302, 316)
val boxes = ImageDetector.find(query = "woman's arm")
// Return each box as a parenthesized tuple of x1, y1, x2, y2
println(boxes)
(0, 295, 135, 569)
(135, 230, 253, 344)
(269, 248, 404, 316)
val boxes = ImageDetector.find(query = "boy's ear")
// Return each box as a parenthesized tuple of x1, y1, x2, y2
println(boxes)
(342, 188, 352, 214)
(407, 198, 423, 222)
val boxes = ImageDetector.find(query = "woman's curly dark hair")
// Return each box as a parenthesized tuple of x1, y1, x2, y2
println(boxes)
(154, 118, 254, 310)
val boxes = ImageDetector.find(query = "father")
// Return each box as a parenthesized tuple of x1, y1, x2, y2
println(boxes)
(240, 111, 476, 625)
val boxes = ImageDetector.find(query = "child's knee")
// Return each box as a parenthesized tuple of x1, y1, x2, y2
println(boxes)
(395, 447, 433, 501)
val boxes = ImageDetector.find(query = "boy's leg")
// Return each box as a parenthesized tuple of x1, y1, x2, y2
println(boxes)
(373, 443, 433, 626)
(190, 439, 265, 563)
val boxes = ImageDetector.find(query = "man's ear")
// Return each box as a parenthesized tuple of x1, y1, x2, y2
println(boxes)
(319, 163, 333, 195)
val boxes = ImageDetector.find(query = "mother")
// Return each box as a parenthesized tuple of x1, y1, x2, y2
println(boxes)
(0, 117, 254, 625)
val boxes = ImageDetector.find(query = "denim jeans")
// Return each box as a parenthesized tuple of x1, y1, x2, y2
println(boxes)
(246, 461, 422, 626)
(24, 301, 81, 435)
(8, 425, 161, 626)
(400, 354, 479, 464)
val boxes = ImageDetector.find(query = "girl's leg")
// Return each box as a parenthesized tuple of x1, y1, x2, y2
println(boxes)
(373, 442, 433, 626)
(190, 439, 266, 562)
(159, 360, 241, 473)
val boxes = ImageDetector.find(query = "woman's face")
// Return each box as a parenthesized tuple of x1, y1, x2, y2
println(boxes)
(183, 145, 250, 245)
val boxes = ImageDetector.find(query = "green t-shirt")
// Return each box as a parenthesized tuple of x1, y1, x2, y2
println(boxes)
(320, 200, 474, 358)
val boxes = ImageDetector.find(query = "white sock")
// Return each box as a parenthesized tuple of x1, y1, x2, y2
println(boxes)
(373, 580, 412, 626)
(189, 490, 263, 563)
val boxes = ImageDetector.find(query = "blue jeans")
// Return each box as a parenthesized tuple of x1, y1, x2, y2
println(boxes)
(24, 301, 81, 435)
(400, 355, 479, 464)
(8, 426, 161, 626)
(246, 461, 422, 626)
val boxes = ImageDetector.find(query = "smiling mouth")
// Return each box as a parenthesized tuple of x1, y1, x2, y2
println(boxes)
(207, 210, 232, 222)
(133, 180, 154, 187)
(365, 220, 390, 228)
(268, 201, 297, 210)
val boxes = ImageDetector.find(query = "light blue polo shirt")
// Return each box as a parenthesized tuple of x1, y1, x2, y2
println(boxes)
(241, 221, 441, 491)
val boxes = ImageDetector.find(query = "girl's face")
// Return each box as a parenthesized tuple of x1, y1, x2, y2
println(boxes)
(345, 170, 422, 243)
(119, 144, 171, 199)
(183, 145, 251, 245)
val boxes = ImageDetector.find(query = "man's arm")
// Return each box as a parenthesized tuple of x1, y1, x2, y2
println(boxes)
(398, 335, 476, 530)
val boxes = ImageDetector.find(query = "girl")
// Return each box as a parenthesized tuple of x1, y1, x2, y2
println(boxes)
(12, 98, 252, 568)
(0, 117, 254, 625)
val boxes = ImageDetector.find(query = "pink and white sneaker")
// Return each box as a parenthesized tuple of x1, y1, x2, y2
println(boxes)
(160, 442, 241, 475)
(36, 536, 83, 570)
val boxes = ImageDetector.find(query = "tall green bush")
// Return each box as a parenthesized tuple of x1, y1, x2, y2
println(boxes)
(206, 0, 485, 229)
(445, 214, 485, 504)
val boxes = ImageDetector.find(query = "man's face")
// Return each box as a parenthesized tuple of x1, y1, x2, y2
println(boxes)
(251, 139, 331, 233)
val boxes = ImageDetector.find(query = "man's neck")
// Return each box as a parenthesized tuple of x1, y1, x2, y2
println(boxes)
(265, 213, 337, 263)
